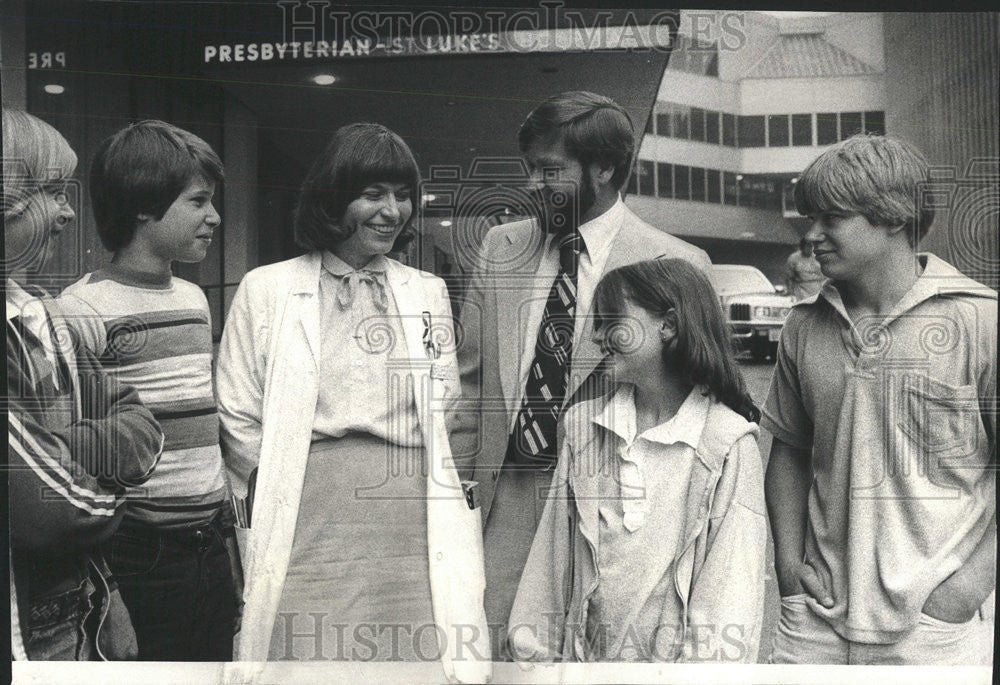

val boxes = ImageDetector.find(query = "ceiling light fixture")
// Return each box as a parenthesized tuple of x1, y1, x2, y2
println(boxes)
(312, 74, 337, 85)
(43, 84, 65, 94)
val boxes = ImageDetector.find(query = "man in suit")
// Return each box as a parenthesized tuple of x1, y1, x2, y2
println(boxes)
(450, 91, 711, 656)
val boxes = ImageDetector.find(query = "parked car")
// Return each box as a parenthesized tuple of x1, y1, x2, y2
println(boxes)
(709, 264, 796, 362)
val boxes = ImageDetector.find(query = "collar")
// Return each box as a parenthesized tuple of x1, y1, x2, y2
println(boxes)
(811, 253, 996, 325)
(6, 280, 35, 322)
(592, 383, 711, 448)
(577, 195, 625, 265)
(321, 251, 389, 277)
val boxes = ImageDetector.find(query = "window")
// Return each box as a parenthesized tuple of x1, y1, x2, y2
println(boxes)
(840, 112, 863, 139)
(657, 162, 673, 198)
(691, 167, 706, 202)
(672, 105, 690, 140)
(791, 113, 812, 146)
(816, 112, 838, 145)
(723, 171, 739, 205)
(656, 104, 671, 138)
(767, 114, 789, 147)
(705, 111, 720, 144)
(626, 166, 638, 195)
(740, 175, 782, 212)
(638, 160, 655, 196)
(864, 110, 885, 135)
(674, 164, 690, 200)
(645, 115, 654, 134)
(707, 169, 721, 203)
(722, 113, 736, 146)
(690, 108, 706, 142)
(738, 115, 765, 147)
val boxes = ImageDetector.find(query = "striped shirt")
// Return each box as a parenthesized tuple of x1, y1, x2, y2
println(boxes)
(58, 273, 226, 529)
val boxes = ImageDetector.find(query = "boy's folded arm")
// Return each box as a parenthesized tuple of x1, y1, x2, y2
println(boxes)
(7, 401, 128, 554)
(63, 347, 164, 487)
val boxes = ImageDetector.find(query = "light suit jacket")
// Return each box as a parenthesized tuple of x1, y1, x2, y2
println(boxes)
(509, 394, 767, 662)
(215, 252, 490, 683)
(451, 205, 712, 518)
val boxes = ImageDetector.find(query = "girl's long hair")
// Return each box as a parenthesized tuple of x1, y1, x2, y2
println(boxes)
(593, 258, 760, 423)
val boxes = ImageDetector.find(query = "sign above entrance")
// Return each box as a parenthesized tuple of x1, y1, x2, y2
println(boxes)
(202, 25, 677, 64)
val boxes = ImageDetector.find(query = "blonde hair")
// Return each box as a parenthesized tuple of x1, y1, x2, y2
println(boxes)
(794, 134, 933, 246)
(2, 109, 78, 219)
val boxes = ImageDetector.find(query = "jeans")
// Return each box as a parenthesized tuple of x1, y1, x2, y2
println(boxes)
(770, 592, 995, 665)
(22, 557, 138, 661)
(106, 515, 237, 661)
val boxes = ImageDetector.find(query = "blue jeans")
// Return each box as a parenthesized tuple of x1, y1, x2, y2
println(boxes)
(106, 516, 237, 661)
(22, 557, 138, 661)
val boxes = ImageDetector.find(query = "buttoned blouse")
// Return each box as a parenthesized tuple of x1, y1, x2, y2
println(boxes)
(310, 251, 423, 446)
(587, 384, 711, 659)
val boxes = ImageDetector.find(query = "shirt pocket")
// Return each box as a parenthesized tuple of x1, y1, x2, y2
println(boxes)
(900, 376, 988, 490)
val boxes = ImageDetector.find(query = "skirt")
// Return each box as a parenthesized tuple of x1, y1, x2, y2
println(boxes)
(268, 433, 439, 661)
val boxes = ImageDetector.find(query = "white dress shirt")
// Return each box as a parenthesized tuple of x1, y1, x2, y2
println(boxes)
(513, 196, 626, 419)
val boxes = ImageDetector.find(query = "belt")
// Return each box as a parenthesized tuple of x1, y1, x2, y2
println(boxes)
(117, 509, 231, 549)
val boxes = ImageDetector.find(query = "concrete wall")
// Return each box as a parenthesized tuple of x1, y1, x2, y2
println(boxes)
(884, 12, 999, 289)
(739, 74, 884, 115)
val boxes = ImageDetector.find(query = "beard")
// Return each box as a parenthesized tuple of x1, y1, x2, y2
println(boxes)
(534, 167, 596, 235)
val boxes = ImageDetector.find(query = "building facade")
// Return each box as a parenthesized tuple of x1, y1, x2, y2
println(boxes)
(627, 11, 887, 282)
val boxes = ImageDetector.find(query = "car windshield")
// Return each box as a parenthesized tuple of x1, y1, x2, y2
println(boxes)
(710, 266, 776, 295)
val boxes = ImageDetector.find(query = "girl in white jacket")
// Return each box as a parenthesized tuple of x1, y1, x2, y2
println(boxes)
(508, 258, 767, 662)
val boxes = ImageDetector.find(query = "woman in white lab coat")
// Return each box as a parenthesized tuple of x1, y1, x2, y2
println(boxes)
(216, 123, 488, 681)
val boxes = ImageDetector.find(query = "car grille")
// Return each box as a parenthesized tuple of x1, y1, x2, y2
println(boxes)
(729, 303, 751, 321)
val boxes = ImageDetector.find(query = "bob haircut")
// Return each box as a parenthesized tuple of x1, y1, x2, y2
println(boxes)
(593, 258, 760, 424)
(294, 123, 421, 253)
(517, 91, 635, 191)
(794, 134, 934, 246)
(89, 120, 224, 253)
(2, 109, 78, 219)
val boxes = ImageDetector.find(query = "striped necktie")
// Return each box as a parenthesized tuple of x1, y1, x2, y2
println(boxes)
(505, 230, 584, 469)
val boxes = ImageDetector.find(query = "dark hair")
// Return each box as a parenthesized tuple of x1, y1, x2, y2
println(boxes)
(294, 123, 420, 253)
(518, 91, 635, 190)
(89, 120, 224, 252)
(593, 258, 760, 423)
(794, 134, 934, 247)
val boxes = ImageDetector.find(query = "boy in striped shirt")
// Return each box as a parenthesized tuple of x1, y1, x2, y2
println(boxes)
(57, 120, 239, 661)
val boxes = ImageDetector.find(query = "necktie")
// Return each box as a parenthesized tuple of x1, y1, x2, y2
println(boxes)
(505, 230, 584, 469)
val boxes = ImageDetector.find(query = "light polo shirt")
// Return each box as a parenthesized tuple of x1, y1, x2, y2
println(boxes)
(762, 253, 997, 644)
(587, 383, 710, 660)
(512, 196, 625, 424)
